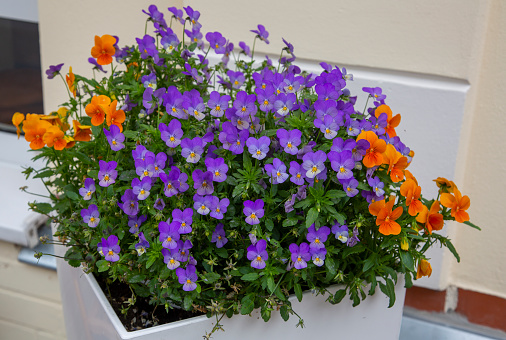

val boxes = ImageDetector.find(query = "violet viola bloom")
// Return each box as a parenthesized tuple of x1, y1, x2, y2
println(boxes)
(151, 152, 167, 178)
(159, 167, 181, 197)
(205, 157, 228, 182)
(284, 194, 296, 213)
(207, 91, 230, 118)
(181, 137, 204, 163)
(289, 161, 306, 186)
(160, 31, 179, 53)
(255, 86, 275, 113)
(164, 86, 186, 119)
(103, 125, 125, 151)
(206, 31, 227, 54)
(172, 208, 193, 234)
(98, 160, 118, 187)
(183, 89, 206, 121)
(141, 72, 157, 90)
(81, 204, 100, 228)
(314, 115, 339, 140)
(368, 176, 385, 197)
(121, 189, 139, 216)
(246, 136, 270, 160)
(131, 177, 152, 200)
(219, 122, 249, 155)
(352, 139, 370, 162)
(162, 248, 180, 270)
(247, 239, 268, 269)
(100, 235, 120, 262)
(184, 6, 201, 28)
(136, 35, 158, 60)
(331, 137, 355, 153)
(135, 232, 150, 256)
(243, 199, 264, 225)
(154, 198, 165, 211)
(265, 158, 288, 184)
(328, 150, 355, 180)
(182, 63, 203, 84)
(311, 248, 327, 267)
(273, 93, 296, 117)
(341, 178, 359, 197)
(79, 178, 96, 201)
(175, 168, 189, 193)
(176, 265, 198, 291)
(277, 128, 302, 155)
(88, 58, 106, 73)
(192, 169, 214, 195)
(233, 91, 258, 118)
(289, 243, 311, 269)
(227, 70, 245, 89)
(362, 87, 386, 102)
(210, 198, 229, 220)
(142, 4, 167, 30)
(211, 223, 228, 248)
(45, 63, 64, 79)
(306, 225, 331, 250)
(347, 227, 360, 247)
(175, 240, 193, 262)
(302, 151, 327, 179)
(168, 6, 184, 24)
(135, 156, 155, 179)
(128, 215, 147, 234)
(239, 41, 251, 57)
(250, 24, 269, 44)
(159, 221, 180, 249)
(132, 144, 148, 161)
(159, 119, 183, 148)
(194, 194, 212, 215)
(332, 221, 349, 244)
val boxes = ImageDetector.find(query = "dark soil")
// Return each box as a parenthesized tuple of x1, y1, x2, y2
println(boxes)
(95, 274, 204, 331)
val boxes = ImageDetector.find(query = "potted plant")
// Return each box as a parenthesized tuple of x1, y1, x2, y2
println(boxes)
(14, 3, 479, 339)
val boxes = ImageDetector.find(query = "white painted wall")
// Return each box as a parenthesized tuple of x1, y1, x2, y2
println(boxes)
(34, 0, 506, 300)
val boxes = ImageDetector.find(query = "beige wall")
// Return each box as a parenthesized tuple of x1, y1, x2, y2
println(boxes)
(36, 0, 505, 304)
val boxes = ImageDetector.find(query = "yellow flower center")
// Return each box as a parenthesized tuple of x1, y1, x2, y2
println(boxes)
(170, 259, 175, 264)
(182, 222, 186, 227)
(256, 255, 261, 261)
(201, 205, 206, 210)
(143, 170, 148, 176)
(90, 217, 95, 222)
(108, 250, 113, 256)
(140, 190, 145, 195)
(277, 172, 281, 177)
(170, 136, 175, 142)
(311, 166, 317, 173)
(296, 174, 301, 178)
(215, 171, 220, 177)
(256, 150, 261, 155)
(216, 105, 221, 111)
(190, 152, 196, 158)
(340, 167, 345, 173)
(112, 140, 117, 145)
(250, 213, 256, 219)
(104, 175, 110, 181)
(167, 236, 172, 242)
(287, 142, 292, 148)
(263, 100, 269, 106)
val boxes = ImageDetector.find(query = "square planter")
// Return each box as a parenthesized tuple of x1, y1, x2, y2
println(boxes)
(57, 258, 406, 340)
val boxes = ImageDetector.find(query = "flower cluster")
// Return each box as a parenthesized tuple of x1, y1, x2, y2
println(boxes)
(14, 3, 478, 333)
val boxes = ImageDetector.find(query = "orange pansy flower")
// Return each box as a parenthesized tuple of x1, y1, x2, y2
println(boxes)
(400, 179, 424, 216)
(375, 104, 401, 138)
(440, 187, 470, 223)
(106, 100, 126, 132)
(64, 136, 75, 148)
(23, 119, 52, 150)
(85, 95, 111, 126)
(91, 35, 116, 66)
(43, 126, 67, 150)
(369, 197, 404, 236)
(382, 144, 408, 182)
(12, 112, 25, 138)
(416, 259, 432, 279)
(72, 120, 92, 142)
(66, 67, 76, 98)
(416, 201, 444, 234)
(433, 177, 456, 194)
(357, 130, 387, 168)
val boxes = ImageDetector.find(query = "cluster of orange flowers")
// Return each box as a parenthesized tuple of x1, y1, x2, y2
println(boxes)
(12, 109, 92, 150)
(85, 95, 125, 131)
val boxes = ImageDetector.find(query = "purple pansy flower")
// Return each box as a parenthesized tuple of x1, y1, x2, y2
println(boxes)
(311, 248, 327, 267)
(328, 150, 355, 180)
(81, 204, 100, 228)
(273, 93, 296, 117)
(243, 199, 264, 225)
(239, 41, 251, 56)
(212, 223, 228, 248)
(362, 87, 386, 102)
(98, 160, 118, 187)
(277, 128, 302, 155)
(368, 176, 385, 197)
(284, 194, 296, 213)
(135, 155, 155, 179)
(46, 63, 64, 79)
(159, 167, 181, 197)
(289, 243, 311, 269)
(141, 72, 157, 90)
(176, 265, 198, 291)
(194, 194, 212, 215)
(79, 178, 96, 201)
(128, 215, 147, 234)
(154, 198, 165, 211)
(168, 6, 184, 24)
(175, 240, 193, 262)
(247, 239, 268, 269)
(151, 152, 167, 178)
(99, 235, 120, 262)
(314, 115, 338, 139)
(172, 208, 193, 234)
(332, 221, 349, 243)
(208, 91, 230, 118)
(347, 227, 360, 247)
(162, 248, 180, 270)
(210, 197, 230, 220)
(206, 31, 227, 53)
(227, 70, 245, 89)
(250, 24, 269, 44)
(233, 91, 257, 118)
(161, 31, 179, 53)
(181, 137, 204, 163)
(88, 58, 106, 73)
(289, 161, 306, 186)
(103, 125, 125, 151)
(341, 178, 359, 197)
(135, 232, 150, 256)
(131, 176, 152, 200)
(302, 151, 327, 179)
(158, 221, 180, 249)
(205, 157, 228, 182)
(246, 136, 270, 160)
(192, 169, 214, 195)
(159, 119, 183, 148)
(120, 189, 139, 216)
(142, 4, 167, 30)
(182, 63, 203, 84)
(264, 158, 288, 184)
(306, 225, 331, 250)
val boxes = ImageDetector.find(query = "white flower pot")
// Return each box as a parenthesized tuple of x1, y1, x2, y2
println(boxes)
(57, 259, 406, 340)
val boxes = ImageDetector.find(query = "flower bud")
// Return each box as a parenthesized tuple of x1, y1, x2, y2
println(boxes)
(400, 238, 409, 251)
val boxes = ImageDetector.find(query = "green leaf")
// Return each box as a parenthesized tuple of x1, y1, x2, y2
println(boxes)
(123, 130, 139, 139)
(33, 169, 53, 179)
(325, 190, 347, 199)
(261, 306, 271, 322)
(243, 151, 252, 171)
(267, 276, 276, 294)
(362, 256, 376, 273)
(31, 202, 53, 214)
(232, 184, 246, 198)
(265, 219, 274, 231)
(400, 251, 415, 272)
(119, 170, 137, 182)
(128, 275, 146, 284)
(65, 190, 79, 201)
(325, 257, 337, 276)
(329, 289, 347, 305)
(444, 238, 461, 263)
(97, 260, 109, 272)
(240, 295, 255, 315)
(294, 198, 311, 210)
(215, 247, 228, 259)
(294, 283, 303, 302)
(282, 217, 299, 227)
(404, 272, 413, 288)
(342, 243, 366, 257)
(379, 279, 396, 308)
(146, 254, 157, 269)
(241, 272, 259, 281)
(305, 207, 319, 228)
(463, 220, 481, 231)
(203, 272, 221, 284)
(280, 305, 289, 321)
(183, 296, 193, 311)
(87, 170, 99, 179)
